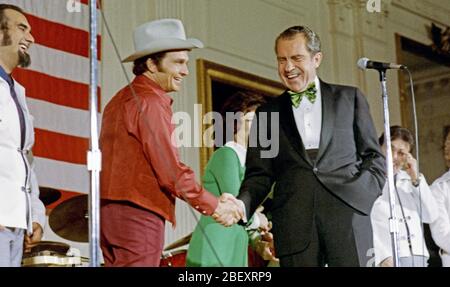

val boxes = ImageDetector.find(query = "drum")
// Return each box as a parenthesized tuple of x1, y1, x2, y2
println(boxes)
(160, 249, 187, 267)
(21, 241, 82, 267)
(22, 252, 82, 267)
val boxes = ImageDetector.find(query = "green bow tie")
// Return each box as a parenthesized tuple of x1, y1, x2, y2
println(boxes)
(288, 83, 317, 108)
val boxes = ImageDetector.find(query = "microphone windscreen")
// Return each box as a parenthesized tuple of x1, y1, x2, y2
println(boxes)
(357, 57, 369, 70)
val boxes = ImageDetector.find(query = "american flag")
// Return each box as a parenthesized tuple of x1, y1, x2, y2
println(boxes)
(7, 0, 101, 207)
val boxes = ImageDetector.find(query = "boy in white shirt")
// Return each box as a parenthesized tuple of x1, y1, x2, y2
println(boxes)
(371, 126, 438, 267)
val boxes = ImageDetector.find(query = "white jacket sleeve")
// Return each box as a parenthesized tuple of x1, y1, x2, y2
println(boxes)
(410, 174, 439, 223)
(30, 165, 46, 230)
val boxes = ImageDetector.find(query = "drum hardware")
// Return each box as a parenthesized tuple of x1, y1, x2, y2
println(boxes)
(22, 252, 82, 267)
(163, 233, 192, 251)
(160, 249, 187, 267)
(160, 234, 192, 267)
(21, 241, 82, 267)
(28, 241, 70, 254)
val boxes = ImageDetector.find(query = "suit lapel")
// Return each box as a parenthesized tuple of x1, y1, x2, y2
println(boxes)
(316, 80, 335, 163)
(279, 92, 312, 165)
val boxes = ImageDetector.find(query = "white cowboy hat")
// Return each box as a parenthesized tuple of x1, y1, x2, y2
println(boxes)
(122, 18, 204, 63)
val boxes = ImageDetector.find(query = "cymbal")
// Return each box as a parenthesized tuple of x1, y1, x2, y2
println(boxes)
(49, 195, 88, 242)
(164, 233, 192, 251)
(28, 241, 71, 255)
(39, 187, 61, 206)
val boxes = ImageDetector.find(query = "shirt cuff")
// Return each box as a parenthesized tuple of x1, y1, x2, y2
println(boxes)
(32, 215, 46, 231)
(246, 212, 260, 230)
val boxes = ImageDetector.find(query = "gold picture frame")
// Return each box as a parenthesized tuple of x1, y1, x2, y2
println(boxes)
(196, 59, 285, 176)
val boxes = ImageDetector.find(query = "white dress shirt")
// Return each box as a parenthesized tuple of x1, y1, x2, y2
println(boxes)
(224, 141, 246, 167)
(292, 76, 322, 150)
(429, 169, 450, 266)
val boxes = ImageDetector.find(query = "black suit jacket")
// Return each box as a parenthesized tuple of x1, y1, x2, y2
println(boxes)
(238, 80, 386, 257)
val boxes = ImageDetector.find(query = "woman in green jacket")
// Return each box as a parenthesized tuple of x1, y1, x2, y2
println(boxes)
(186, 91, 271, 267)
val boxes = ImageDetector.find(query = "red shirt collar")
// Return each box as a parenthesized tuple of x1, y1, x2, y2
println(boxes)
(133, 74, 174, 106)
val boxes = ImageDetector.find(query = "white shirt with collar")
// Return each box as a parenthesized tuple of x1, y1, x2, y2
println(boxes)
(429, 169, 450, 266)
(224, 141, 246, 167)
(291, 76, 322, 150)
(370, 170, 439, 266)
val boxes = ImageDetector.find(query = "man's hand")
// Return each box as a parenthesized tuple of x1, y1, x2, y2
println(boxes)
(24, 222, 43, 253)
(212, 193, 244, 227)
(0, 224, 5, 231)
(255, 231, 278, 262)
(380, 256, 393, 267)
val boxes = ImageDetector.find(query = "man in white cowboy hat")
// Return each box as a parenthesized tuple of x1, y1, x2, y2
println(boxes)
(99, 18, 242, 267)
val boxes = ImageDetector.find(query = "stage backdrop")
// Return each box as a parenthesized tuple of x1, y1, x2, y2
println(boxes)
(6, 0, 101, 257)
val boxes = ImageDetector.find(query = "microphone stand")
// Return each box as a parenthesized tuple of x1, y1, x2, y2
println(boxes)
(87, 0, 102, 267)
(378, 69, 401, 267)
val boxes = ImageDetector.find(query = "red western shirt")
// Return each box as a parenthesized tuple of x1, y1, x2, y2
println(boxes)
(100, 75, 218, 225)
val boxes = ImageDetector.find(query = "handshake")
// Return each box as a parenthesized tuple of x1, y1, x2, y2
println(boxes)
(212, 194, 278, 263)
(212, 193, 245, 227)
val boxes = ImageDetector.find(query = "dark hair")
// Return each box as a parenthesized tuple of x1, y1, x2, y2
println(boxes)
(221, 91, 266, 137)
(378, 125, 414, 150)
(0, 4, 25, 34)
(275, 25, 321, 55)
(444, 125, 450, 144)
(132, 51, 166, 76)
(0, 4, 24, 16)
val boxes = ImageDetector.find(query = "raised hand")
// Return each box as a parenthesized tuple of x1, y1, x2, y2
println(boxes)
(403, 152, 418, 183)
(212, 193, 244, 227)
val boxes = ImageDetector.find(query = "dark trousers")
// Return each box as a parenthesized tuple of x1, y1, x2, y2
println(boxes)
(100, 200, 165, 267)
(279, 150, 373, 267)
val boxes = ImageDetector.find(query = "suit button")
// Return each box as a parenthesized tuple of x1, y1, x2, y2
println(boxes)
(313, 167, 318, 173)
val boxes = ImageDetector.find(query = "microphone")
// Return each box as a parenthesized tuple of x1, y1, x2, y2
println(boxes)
(357, 57, 406, 70)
